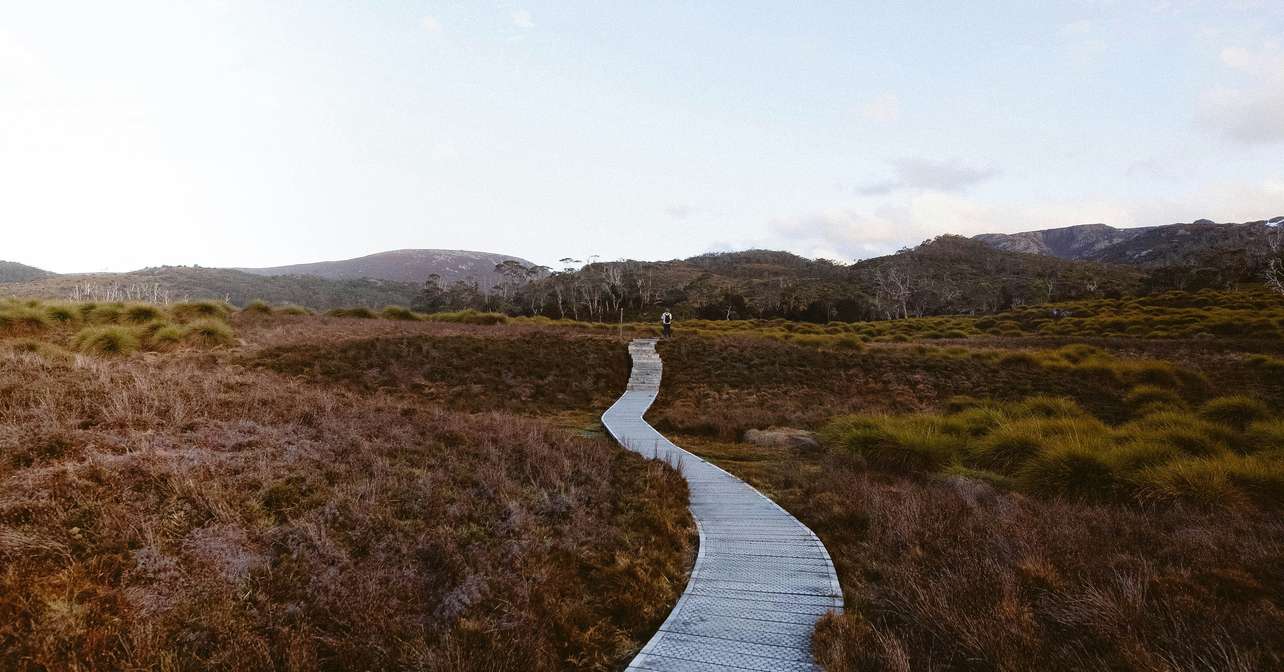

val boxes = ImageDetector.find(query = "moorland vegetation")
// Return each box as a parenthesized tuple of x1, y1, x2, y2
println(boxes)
(0, 302, 694, 671)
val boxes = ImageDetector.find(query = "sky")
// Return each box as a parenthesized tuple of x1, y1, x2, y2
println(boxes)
(2, 1, 1283, 273)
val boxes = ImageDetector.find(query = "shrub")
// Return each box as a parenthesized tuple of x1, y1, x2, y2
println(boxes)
(1199, 396, 1270, 431)
(183, 319, 236, 348)
(278, 304, 312, 316)
(72, 326, 140, 356)
(381, 306, 419, 321)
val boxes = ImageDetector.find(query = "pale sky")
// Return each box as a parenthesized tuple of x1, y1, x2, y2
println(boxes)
(2, 1, 1283, 273)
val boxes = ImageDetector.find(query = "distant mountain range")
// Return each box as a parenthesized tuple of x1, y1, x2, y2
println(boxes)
(238, 249, 538, 287)
(3, 218, 1281, 315)
(975, 217, 1283, 268)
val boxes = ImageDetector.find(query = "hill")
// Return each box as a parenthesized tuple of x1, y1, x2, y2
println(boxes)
(239, 249, 541, 287)
(431, 238, 1145, 321)
(1, 266, 423, 309)
(0, 260, 54, 283)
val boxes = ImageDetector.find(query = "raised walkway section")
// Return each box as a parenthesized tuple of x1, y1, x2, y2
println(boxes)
(602, 339, 844, 671)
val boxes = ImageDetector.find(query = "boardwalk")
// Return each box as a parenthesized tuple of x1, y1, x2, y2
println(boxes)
(601, 339, 844, 671)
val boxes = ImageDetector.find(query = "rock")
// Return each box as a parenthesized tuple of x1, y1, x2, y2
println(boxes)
(744, 427, 820, 451)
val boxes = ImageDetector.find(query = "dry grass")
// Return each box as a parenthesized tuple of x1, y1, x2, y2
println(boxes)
(0, 315, 693, 671)
(675, 435, 1284, 672)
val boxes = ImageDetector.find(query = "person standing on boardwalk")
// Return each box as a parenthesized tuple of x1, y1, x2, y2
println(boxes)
(660, 309, 673, 338)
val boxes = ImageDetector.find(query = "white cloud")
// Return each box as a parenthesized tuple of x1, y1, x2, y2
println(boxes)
(420, 15, 443, 35)
(665, 204, 696, 220)
(855, 157, 999, 195)
(1201, 41, 1284, 145)
(511, 10, 534, 30)
(1059, 19, 1107, 64)
(859, 93, 899, 123)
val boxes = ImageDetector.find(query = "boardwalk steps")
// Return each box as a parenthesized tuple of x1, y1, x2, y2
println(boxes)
(602, 339, 843, 671)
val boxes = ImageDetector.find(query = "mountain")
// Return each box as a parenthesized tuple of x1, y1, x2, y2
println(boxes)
(975, 218, 1283, 267)
(974, 223, 1159, 259)
(0, 260, 55, 284)
(239, 249, 541, 288)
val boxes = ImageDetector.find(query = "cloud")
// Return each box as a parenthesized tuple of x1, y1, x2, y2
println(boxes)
(420, 15, 443, 35)
(511, 10, 534, 30)
(859, 93, 899, 123)
(1059, 19, 1107, 65)
(854, 157, 999, 195)
(769, 177, 1284, 261)
(1200, 42, 1284, 145)
(665, 204, 696, 220)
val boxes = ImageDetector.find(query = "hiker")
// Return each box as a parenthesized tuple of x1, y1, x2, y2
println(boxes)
(661, 309, 673, 338)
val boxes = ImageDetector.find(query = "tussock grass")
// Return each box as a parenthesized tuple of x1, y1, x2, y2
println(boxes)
(183, 318, 236, 348)
(423, 309, 509, 325)
(240, 300, 274, 315)
(822, 393, 1283, 510)
(122, 303, 164, 324)
(380, 305, 419, 321)
(1199, 395, 1270, 430)
(71, 325, 140, 356)
(170, 300, 233, 322)
(0, 305, 52, 335)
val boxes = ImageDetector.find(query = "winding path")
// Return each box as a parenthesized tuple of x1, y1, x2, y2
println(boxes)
(602, 339, 844, 671)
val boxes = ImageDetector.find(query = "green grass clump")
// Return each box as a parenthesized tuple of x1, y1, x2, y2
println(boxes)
(72, 326, 140, 357)
(381, 306, 420, 321)
(1123, 385, 1187, 415)
(86, 304, 125, 324)
(183, 319, 236, 348)
(278, 305, 312, 316)
(0, 306, 53, 335)
(1117, 412, 1233, 457)
(1199, 396, 1270, 431)
(1017, 439, 1118, 501)
(241, 300, 275, 315)
(423, 309, 509, 325)
(122, 303, 164, 324)
(822, 415, 961, 473)
(171, 301, 232, 322)
(819, 389, 1284, 510)
(43, 303, 81, 325)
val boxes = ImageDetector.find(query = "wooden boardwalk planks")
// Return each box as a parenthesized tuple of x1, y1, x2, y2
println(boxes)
(602, 339, 843, 672)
